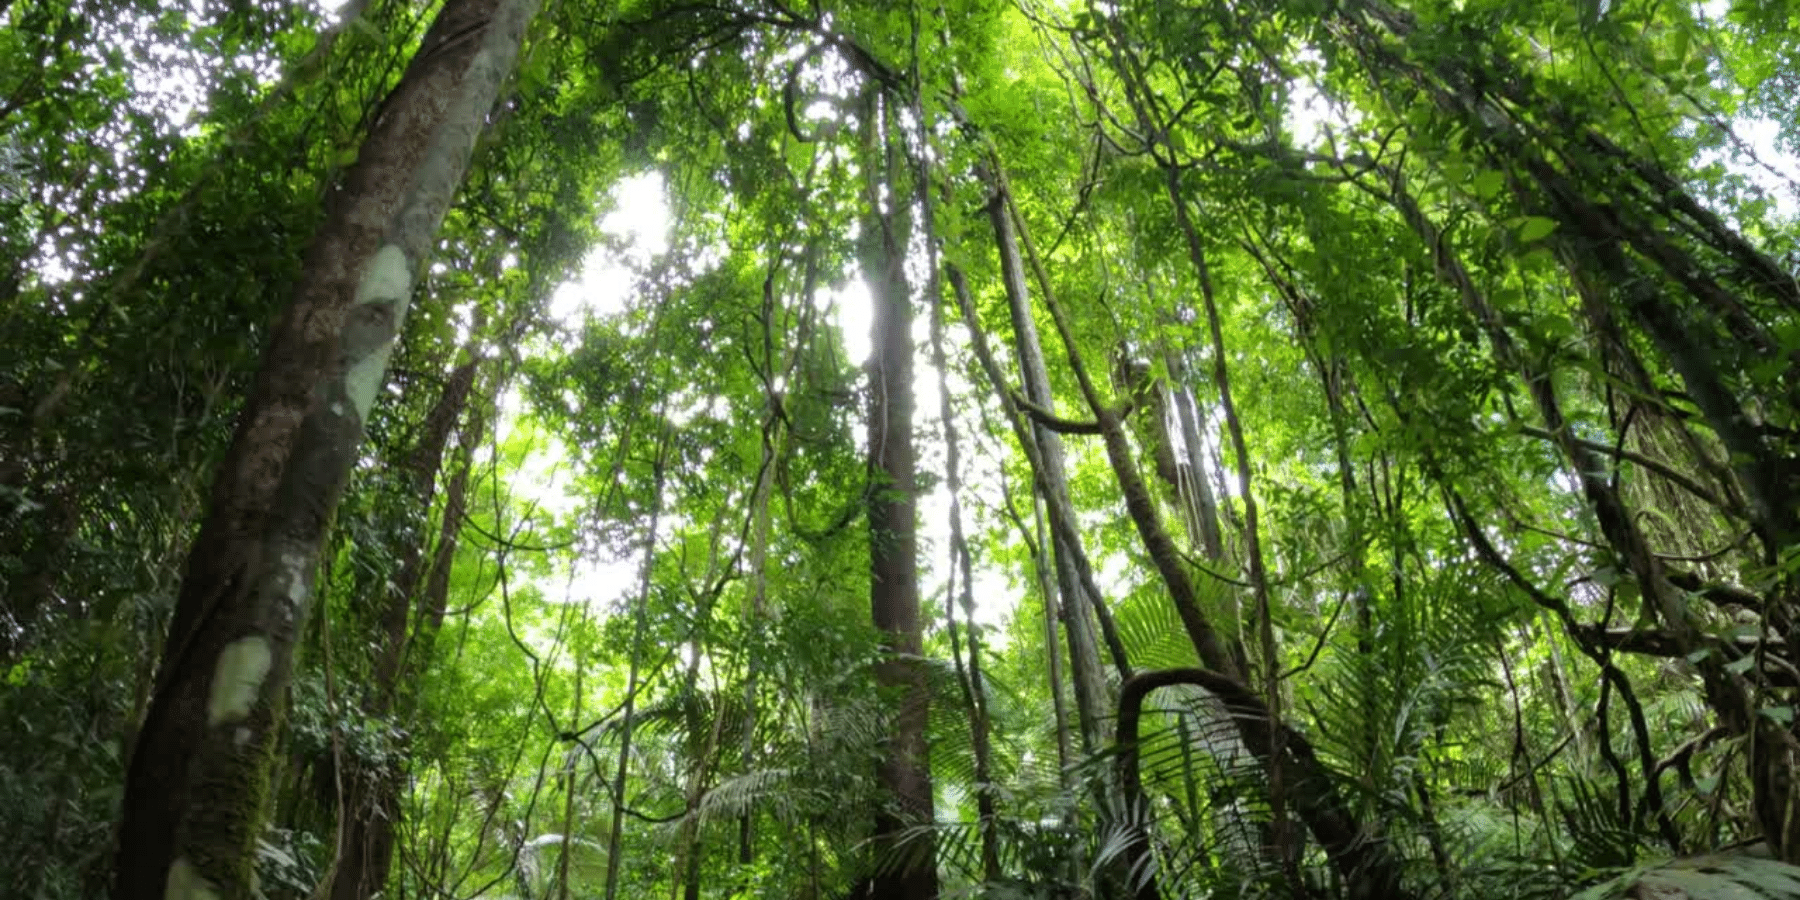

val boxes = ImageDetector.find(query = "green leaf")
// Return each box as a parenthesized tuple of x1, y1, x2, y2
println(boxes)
(1516, 216, 1559, 242)
(1471, 170, 1505, 199)
(1760, 705, 1795, 726)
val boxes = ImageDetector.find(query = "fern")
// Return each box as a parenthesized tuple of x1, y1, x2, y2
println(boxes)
(1572, 854, 1800, 900)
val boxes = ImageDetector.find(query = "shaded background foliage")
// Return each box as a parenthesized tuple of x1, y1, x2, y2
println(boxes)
(6, 0, 1800, 899)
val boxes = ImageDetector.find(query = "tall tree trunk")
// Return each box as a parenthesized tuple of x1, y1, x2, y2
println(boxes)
(111, 0, 539, 892)
(329, 354, 480, 900)
(925, 227, 1002, 885)
(984, 172, 1116, 753)
(1028, 495, 1075, 777)
(1161, 354, 1226, 563)
(860, 87, 937, 900)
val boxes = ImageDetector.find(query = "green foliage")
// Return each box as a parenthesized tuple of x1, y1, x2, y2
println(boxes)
(7, 0, 1800, 897)
(1573, 854, 1800, 900)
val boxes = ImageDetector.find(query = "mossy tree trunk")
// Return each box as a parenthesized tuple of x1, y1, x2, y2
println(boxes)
(111, 0, 540, 893)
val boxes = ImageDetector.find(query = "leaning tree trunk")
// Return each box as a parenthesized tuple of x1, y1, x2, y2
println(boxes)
(991, 154, 1413, 896)
(111, 0, 540, 893)
(860, 87, 937, 900)
(985, 172, 1117, 753)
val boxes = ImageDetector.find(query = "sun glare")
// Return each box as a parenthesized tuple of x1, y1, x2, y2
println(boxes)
(548, 171, 672, 325)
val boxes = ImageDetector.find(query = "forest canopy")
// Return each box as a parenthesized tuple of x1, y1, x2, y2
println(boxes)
(3, 0, 1800, 899)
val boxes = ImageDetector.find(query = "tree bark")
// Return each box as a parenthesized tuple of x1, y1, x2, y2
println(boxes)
(111, 0, 539, 892)
(329, 356, 481, 900)
(860, 87, 937, 900)
(985, 173, 1116, 753)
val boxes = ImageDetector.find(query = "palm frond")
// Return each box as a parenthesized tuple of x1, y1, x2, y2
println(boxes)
(1572, 854, 1800, 900)
(696, 766, 809, 824)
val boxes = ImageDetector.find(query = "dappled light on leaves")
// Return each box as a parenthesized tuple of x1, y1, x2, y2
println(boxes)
(5, 0, 1800, 899)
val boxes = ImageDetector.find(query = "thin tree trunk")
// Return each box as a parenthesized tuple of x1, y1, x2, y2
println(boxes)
(603, 427, 669, 900)
(329, 354, 479, 900)
(1025, 490, 1074, 777)
(926, 229, 1002, 884)
(1163, 359, 1225, 563)
(983, 171, 1116, 753)
(111, 0, 539, 890)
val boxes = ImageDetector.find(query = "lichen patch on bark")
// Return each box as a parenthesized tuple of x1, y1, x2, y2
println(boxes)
(164, 857, 220, 900)
(345, 244, 412, 420)
(206, 636, 272, 726)
(281, 551, 310, 611)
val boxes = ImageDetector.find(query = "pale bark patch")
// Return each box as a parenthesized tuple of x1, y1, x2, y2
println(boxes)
(206, 636, 272, 726)
(282, 551, 309, 611)
(164, 857, 220, 900)
(345, 244, 412, 420)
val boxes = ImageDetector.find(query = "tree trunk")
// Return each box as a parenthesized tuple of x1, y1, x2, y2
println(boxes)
(329, 355, 479, 900)
(860, 87, 937, 900)
(603, 428, 669, 900)
(985, 175, 1116, 753)
(111, 0, 539, 892)
(1028, 494, 1076, 777)
(926, 239, 1002, 884)
(1162, 357, 1226, 563)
